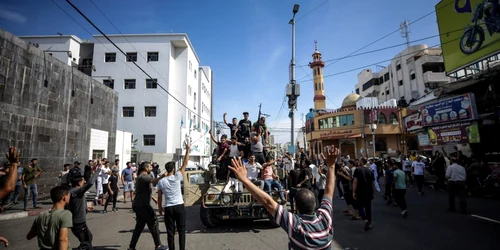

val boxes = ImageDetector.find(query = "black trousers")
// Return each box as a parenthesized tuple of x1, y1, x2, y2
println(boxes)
(384, 184, 393, 201)
(217, 159, 229, 181)
(415, 175, 425, 193)
(164, 204, 186, 250)
(448, 181, 467, 212)
(404, 171, 413, 185)
(357, 198, 372, 223)
(289, 188, 299, 213)
(336, 179, 344, 197)
(435, 171, 446, 190)
(393, 189, 407, 211)
(130, 205, 162, 249)
(72, 222, 93, 250)
(104, 189, 118, 210)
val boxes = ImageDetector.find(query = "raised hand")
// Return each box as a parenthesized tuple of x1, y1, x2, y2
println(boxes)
(320, 145, 339, 168)
(228, 157, 248, 181)
(5, 146, 20, 164)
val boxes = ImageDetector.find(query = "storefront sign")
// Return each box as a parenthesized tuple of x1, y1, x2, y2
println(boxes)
(421, 93, 478, 126)
(417, 132, 430, 146)
(427, 121, 480, 146)
(319, 129, 353, 138)
(403, 113, 423, 132)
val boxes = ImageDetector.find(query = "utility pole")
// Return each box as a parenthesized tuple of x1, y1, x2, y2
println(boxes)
(400, 20, 411, 48)
(287, 4, 300, 154)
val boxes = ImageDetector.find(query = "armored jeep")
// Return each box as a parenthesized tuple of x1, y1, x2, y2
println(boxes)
(182, 164, 286, 228)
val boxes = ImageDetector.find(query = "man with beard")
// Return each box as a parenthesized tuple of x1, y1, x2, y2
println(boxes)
(237, 112, 252, 143)
(209, 130, 229, 181)
(223, 113, 239, 138)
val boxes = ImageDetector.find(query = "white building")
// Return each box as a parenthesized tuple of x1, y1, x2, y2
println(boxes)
(19, 35, 94, 75)
(355, 44, 453, 104)
(92, 34, 212, 164)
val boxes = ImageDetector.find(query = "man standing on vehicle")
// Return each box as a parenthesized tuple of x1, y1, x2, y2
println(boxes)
(122, 162, 135, 203)
(223, 113, 239, 138)
(250, 127, 265, 165)
(157, 142, 191, 250)
(209, 130, 229, 181)
(237, 112, 252, 143)
(228, 145, 338, 249)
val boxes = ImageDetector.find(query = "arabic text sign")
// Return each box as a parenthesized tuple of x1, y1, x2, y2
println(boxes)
(427, 121, 480, 146)
(421, 93, 477, 126)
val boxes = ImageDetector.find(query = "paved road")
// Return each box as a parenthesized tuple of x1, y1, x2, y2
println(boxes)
(1, 185, 499, 250)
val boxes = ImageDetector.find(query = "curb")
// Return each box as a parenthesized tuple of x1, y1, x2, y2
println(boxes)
(0, 208, 50, 221)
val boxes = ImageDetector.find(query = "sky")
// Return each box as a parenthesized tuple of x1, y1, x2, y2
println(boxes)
(0, 0, 442, 144)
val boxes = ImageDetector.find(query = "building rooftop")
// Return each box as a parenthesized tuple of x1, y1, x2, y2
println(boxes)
(19, 34, 84, 44)
(342, 93, 361, 108)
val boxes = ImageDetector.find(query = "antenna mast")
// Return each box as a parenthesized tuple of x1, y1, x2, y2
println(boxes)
(400, 20, 411, 48)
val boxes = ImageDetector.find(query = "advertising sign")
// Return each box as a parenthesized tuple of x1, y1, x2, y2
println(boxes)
(403, 113, 423, 132)
(417, 132, 430, 146)
(421, 93, 478, 126)
(427, 121, 480, 145)
(436, 0, 500, 73)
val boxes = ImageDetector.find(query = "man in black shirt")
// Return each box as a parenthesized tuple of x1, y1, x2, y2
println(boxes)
(223, 113, 238, 138)
(352, 158, 375, 232)
(239, 137, 251, 164)
(84, 160, 93, 182)
(237, 112, 252, 143)
(297, 162, 313, 190)
(288, 163, 301, 214)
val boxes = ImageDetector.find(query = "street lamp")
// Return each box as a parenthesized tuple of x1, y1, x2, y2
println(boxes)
(370, 123, 377, 158)
(287, 4, 300, 154)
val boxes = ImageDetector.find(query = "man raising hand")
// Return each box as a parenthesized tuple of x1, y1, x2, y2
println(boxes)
(228, 145, 339, 249)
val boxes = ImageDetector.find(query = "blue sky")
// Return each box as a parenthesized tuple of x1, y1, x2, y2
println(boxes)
(0, 0, 441, 144)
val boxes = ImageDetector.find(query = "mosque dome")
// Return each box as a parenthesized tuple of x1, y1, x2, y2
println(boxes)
(341, 93, 361, 108)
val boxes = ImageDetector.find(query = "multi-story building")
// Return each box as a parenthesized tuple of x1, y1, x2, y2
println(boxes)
(20, 33, 213, 165)
(19, 35, 95, 75)
(92, 34, 212, 164)
(354, 44, 453, 105)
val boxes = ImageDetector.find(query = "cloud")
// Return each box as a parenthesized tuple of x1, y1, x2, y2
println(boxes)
(0, 9, 27, 23)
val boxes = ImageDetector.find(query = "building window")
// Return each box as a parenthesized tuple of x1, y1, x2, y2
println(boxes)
(188, 85, 192, 96)
(355, 88, 360, 94)
(124, 79, 136, 89)
(384, 72, 390, 82)
(318, 114, 355, 129)
(378, 113, 387, 124)
(189, 61, 192, 71)
(92, 150, 105, 160)
(193, 93, 196, 109)
(194, 70, 197, 79)
(389, 112, 398, 124)
(144, 106, 157, 117)
(103, 79, 114, 89)
(122, 106, 134, 117)
(375, 138, 387, 151)
(105, 53, 116, 62)
(396, 62, 401, 70)
(386, 90, 390, 95)
(143, 134, 155, 146)
(379, 76, 384, 83)
(315, 83, 318, 91)
(126, 52, 137, 62)
(147, 52, 159, 62)
(146, 79, 157, 89)
(410, 73, 416, 80)
(398, 80, 403, 86)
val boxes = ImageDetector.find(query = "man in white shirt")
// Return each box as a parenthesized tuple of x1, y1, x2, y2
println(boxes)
(245, 155, 264, 189)
(411, 157, 426, 195)
(369, 160, 381, 192)
(402, 157, 413, 187)
(446, 157, 467, 214)
(157, 143, 191, 250)
(100, 161, 111, 206)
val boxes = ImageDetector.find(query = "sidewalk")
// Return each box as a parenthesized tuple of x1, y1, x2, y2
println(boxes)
(0, 186, 129, 221)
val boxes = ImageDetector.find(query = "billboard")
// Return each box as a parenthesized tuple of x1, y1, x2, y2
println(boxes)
(403, 112, 423, 132)
(427, 121, 480, 145)
(420, 93, 478, 126)
(436, 0, 500, 73)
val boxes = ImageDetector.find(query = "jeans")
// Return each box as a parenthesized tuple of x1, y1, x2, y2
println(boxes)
(357, 199, 372, 223)
(130, 205, 162, 249)
(72, 222, 93, 250)
(23, 184, 38, 209)
(448, 181, 467, 212)
(415, 175, 425, 193)
(336, 178, 344, 198)
(263, 179, 285, 201)
(393, 189, 407, 211)
(104, 189, 118, 211)
(164, 204, 186, 250)
(6, 183, 21, 203)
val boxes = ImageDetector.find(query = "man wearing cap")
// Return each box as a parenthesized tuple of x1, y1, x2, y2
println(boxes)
(237, 112, 252, 143)
(67, 161, 83, 188)
(69, 164, 101, 250)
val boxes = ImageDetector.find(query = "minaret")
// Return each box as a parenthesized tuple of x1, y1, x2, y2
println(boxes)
(309, 41, 326, 110)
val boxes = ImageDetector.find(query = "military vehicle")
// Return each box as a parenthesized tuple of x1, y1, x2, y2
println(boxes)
(182, 163, 286, 228)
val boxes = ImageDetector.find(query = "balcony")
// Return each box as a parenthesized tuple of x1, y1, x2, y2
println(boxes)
(423, 71, 449, 89)
(417, 55, 443, 65)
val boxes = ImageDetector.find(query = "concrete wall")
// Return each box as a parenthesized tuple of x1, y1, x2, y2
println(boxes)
(0, 29, 118, 196)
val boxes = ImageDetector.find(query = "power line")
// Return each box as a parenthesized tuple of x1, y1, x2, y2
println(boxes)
(296, 0, 330, 21)
(321, 0, 454, 70)
(298, 36, 462, 83)
(88, 0, 187, 104)
(64, 0, 211, 124)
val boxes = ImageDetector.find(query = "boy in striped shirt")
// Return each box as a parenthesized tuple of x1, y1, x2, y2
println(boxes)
(229, 145, 338, 249)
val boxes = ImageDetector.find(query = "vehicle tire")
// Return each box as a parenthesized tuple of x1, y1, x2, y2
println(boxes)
(460, 26, 485, 55)
(200, 206, 221, 228)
